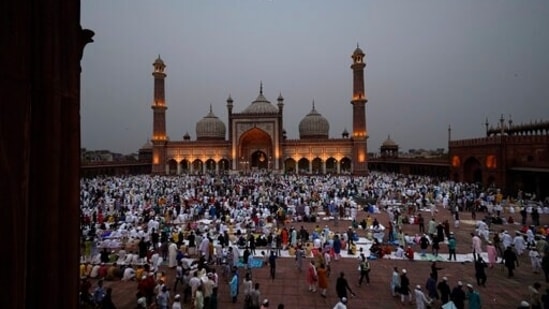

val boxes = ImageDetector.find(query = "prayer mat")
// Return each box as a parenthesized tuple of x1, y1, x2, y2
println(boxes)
(237, 258, 263, 269)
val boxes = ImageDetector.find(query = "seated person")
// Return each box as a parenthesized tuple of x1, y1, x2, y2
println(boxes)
(404, 246, 414, 261)
(395, 245, 405, 258)
(369, 240, 382, 258)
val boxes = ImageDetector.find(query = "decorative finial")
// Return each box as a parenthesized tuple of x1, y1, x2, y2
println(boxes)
(260, 81, 263, 95)
(312, 99, 315, 110)
(209, 104, 213, 113)
(357, 42, 359, 48)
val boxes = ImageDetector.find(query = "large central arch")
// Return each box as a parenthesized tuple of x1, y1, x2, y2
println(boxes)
(238, 128, 273, 171)
(463, 157, 483, 184)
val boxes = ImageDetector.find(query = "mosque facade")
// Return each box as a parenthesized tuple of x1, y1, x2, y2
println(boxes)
(147, 47, 369, 175)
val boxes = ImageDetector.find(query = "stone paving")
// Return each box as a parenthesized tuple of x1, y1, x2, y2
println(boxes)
(100, 204, 547, 309)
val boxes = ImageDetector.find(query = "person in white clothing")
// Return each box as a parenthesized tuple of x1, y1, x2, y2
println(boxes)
(122, 265, 136, 281)
(414, 285, 432, 309)
(513, 233, 526, 255)
(172, 294, 182, 309)
(332, 297, 348, 309)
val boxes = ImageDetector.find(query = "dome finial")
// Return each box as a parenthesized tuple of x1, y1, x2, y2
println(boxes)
(312, 99, 316, 110)
(260, 81, 263, 95)
(209, 104, 213, 113)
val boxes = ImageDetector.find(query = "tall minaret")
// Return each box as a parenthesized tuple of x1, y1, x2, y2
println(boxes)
(151, 55, 167, 174)
(350, 44, 369, 174)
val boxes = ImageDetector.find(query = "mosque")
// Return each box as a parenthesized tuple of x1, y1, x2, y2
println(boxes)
(145, 46, 369, 175)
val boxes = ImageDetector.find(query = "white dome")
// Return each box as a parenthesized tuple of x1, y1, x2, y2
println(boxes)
(299, 102, 329, 139)
(241, 84, 279, 114)
(196, 106, 226, 140)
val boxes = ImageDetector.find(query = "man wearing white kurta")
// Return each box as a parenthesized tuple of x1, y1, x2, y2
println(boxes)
(168, 242, 178, 268)
(513, 233, 526, 255)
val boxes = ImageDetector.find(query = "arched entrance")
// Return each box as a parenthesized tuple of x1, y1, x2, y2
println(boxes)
(218, 158, 229, 173)
(463, 157, 482, 184)
(251, 150, 269, 170)
(340, 157, 351, 173)
(205, 159, 216, 173)
(284, 158, 296, 173)
(167, 159, 177, 175)
(326, 157, 337, 173)
(238, 128, 273, 171)
(312, 157, 322, 174)
(298, 158, 310, 174)
(192, 159, 204, 174)
(181, 159, 190, 173)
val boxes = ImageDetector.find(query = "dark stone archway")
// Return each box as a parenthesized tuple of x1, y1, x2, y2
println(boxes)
(463, 157, 483, 184)
(238, 128, 272, 171)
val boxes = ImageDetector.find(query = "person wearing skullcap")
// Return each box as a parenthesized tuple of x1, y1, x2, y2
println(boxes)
(466, 283, 481, 309)
(414, 284, 432, 309)
(437, 276, 451, 305)
(450, 281, 465, 309)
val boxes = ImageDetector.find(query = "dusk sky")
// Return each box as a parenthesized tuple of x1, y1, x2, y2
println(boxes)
(81, 0, 549, 155)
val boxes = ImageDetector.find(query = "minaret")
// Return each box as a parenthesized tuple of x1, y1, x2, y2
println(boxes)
(350, 44, 369, 174)
(151, 55, 168, 174)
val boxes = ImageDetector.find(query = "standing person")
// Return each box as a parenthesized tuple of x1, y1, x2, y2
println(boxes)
(242, 272, 253, 309)
(471, 233, 482, 261)
(503, 246, 519, 278)
(173, 261, 184, 292)
(437, 277, 451, 305)
(474, 257, 487, 287)
(194, 285, 205, 309)
(317, 263, 329, 298)
(450, 281, 466, 309)
(430, 262, 442, 282)
(295, 245, 305, 272)
(391, 267, 401, 297)
(269, 251, 277, 280)
(335, 272, 356, 300)
(156, 286, 170, 309)
(172, 294, 182, 309)
(248, 283, 261, 309)
(485, 241, 497, 268)
(529, 248, 542, 274)
(418, 214, 425, 233)
(229, 267, 239, 303)
(513, 232, 527, 256)
(420, 234, 430, 257)
(307, 260, 318, 292)
(358, 254, 370, 286)
(414, 285, 432, 309)
(425, 273, 438, 300)
(466, 284, 481, 309)
(400, 269, 412, 305)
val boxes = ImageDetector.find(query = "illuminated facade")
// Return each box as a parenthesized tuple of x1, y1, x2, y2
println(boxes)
(146, 47, 369, 175)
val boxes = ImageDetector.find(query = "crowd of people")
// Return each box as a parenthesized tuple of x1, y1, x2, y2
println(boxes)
(76, 172, 549, 308)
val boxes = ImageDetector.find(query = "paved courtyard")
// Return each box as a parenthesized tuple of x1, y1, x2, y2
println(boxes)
(99, 203, 546, 308)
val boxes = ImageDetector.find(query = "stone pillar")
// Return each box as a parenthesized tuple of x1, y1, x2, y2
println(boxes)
(322, 160, 326, 174)
(2, 1, 92, 308)
(309, 160, 313, 174)
(337, 160, 341, 174)
(177, 162, 182, 175)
